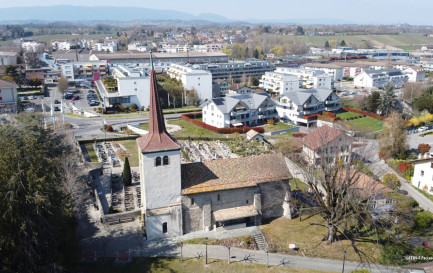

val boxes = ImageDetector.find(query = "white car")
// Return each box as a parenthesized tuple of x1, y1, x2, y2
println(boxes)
(418, 126, 428, 132)
(25, 108, 35, 113)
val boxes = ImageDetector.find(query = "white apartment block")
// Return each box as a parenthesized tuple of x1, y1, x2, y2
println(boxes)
(167, 64, 212, 102)
(353, 70, 409, 88)
(51, 40, 76, 50)
(201, 93, 277, 128)
(128, 43, 149, 52)
(274, 67, 333, 90)
(394, 65, 425, 82)
(276, 89, 341, 127)
(160, 43, 190, 53)
(92, 42, 118, 53)
(259, 71, 300, 94)
(302, 63, 344, 81)
(411, 155, 433, 194)
(0, 52, 17, 66)
(62, 61, 108, 82)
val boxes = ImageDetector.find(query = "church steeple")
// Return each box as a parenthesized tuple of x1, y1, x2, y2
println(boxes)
(137, 52, 180, 152)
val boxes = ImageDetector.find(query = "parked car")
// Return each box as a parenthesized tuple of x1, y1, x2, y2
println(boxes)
(54, 99, 60, 104)
(89, 101, 99, 106)
(72, 89, 80, 93)
(64, 93, 73, 99)
(88, 90, 96, 94)
(28, 96, 34, 100)
(72, 95, 80, 101)
(54, 106, 60, 111)
(418, 126, 428, 132)
(25, 108, 35, 112)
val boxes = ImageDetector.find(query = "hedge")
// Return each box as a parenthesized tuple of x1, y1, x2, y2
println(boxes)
(181, 112, 265, 134)
(342, 107, 387, 120)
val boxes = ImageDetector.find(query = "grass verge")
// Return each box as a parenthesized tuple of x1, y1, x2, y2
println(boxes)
(412, 185, 433, 203)
(84, 143, 98, 162)
(114, 139, 139, 167)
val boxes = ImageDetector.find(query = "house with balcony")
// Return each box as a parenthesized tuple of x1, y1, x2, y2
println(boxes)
(201, 92, 278, 128)
(228, 84, 253, 95)
(61, 61, 108, 83)
(276, 89, 341, 127)
(353, 69, 409, 89)
(259, 71, 300, 94)
(273, 67, 333, 90)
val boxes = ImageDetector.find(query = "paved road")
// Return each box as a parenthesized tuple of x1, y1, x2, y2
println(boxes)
(363, 139, 433, 212)
(131, 243, 399, 273)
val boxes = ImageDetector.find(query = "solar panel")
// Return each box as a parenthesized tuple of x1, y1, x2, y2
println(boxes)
(213, 98, 225, 105)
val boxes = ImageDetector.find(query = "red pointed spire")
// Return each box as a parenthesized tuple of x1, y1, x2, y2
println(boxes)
(137, 52, 180, 153)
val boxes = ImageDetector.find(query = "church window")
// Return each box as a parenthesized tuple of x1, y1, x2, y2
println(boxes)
(191, 198, 195, 205)
(162, 222, 167, 233)
(163, 156, 169, 165)
(217, 194, 220, 201)
(155, 157, 161, 166)
(246, 199, 249, 204)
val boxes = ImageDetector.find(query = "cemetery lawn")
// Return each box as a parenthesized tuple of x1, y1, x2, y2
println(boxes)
(114, 140, 139, 167)
(78, 257, 332, 273)
(84, 143, 98, 162)
(260, 215, 382, 263)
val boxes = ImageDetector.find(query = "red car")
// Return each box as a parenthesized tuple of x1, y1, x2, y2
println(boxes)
(72, 95, 80, 101)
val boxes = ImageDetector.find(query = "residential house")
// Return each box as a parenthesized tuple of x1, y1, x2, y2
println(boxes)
(276, 89, 341, 127)
(0, 51, 18, 66)
(274, 67, 333, 90)
(0, 79, 18, 114)
(301, 63, 344, 81)
(201, 92, 277, 128)
(353, 70, 409, 89)
(411, 154, 433, 194)
(300, 125, 353, 165)
(212, 79, 229, 97)
(228, 84, 253, 95)
(246, 129, 264, 142)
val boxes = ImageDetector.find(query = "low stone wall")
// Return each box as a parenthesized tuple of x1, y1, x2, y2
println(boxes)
(264, 127, 299, 136)
(102, 209, 141, 225)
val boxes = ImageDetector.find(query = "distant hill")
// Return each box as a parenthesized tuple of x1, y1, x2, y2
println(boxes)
(0, 5, 231, 23)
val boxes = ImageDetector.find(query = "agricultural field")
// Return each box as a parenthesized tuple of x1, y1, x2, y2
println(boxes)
(253, 33, 433, 50)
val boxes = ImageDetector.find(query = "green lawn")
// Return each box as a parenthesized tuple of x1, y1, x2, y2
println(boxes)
(347, 116, 383, 132)
(170, 120, 221, 138)
(114, 139, 139, 167)
(336, 112, 364, 120)
(260, 215, 382, 263)
(78, 257, 332, 273)
(263, 122, 295, 132)
(84, 143, 98, 162)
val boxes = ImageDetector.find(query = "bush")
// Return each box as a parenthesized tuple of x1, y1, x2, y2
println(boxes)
(106, 125, 113, 132)
(380, 241, 412, 265)
(414, 211, 433, 229)
(418, 143, 431, 154)
(129, 103, 138, 111)
(267, 119, 275, 125)
(382, 173, 401, 191)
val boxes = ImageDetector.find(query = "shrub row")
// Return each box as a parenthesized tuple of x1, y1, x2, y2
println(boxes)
(342, 106, 387, 120)
(345, 114, 366, 121)
(420, 131, 433, 137)
(181, 112, 265, 134)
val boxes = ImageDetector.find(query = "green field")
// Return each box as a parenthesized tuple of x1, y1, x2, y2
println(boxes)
(347, 116, 383, 132)
(114, 139, 139, 167)
(263, 122, 295, 132)
(84, 143, 98, 163)
(336, 112, 364, 120)
(170, 120, 221, 138)
(253, 33, 433, 49)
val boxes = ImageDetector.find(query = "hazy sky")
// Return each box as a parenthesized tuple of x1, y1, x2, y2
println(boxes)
(0, 0, 432, 25)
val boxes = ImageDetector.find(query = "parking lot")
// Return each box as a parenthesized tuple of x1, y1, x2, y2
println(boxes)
(407, 126, 433, 150)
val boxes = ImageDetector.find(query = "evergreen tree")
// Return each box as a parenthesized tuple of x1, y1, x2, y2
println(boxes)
(340, 40, 347, 46)
(381, 83, 397, 116)
(123, 157, 132, 186)
(324, 40, 330, 48)
(367, 91, 381, 113)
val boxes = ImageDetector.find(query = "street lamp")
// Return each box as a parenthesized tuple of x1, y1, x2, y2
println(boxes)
(266, 249, 269, 268)
(205, 237, 208, 265)
(226, 243, 230, 264)
(180, 243, 183, 262)
(342, 250, 347, 273)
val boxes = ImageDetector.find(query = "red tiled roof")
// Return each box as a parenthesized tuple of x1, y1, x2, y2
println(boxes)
(0, 79, 18, 88)
(136, 60, 180, 153)
(300, 125, 344, 151)
(181, 153, 292, 194)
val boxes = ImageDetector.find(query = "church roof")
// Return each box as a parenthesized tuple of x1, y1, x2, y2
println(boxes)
(136, 53, 180, 153)
(181, 153, 292, 194)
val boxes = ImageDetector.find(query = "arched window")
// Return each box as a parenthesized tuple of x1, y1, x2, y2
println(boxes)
(155, 157, 161, 166)
(162, 222, 167, 233)
(163, 155, 169, 166)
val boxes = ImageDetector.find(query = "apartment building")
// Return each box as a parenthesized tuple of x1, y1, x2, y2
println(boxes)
(92, 42, 118, 53)
(0, 79, 18, 114)
(301, 63, 344, 81)
(51, 40, 76, 50)
(0, 52, 18, 66)
(227, 84, 253, 95)
(201, 92, 277, 128)
(89, 52, 228, 64)
(259, 71, 300, 94)
(274, 67, 333, 90)
(197, 60, 276, 81)
(61, 61, 108, 83)
(353, 70, 409, 88)
(276, 89, 341, 127)
(167, 64, 212, 102)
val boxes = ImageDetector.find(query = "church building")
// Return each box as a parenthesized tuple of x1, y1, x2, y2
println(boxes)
(137, 53, 294, 239)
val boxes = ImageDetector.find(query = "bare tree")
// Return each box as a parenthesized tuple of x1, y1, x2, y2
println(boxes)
(57, 76, 69, 95)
